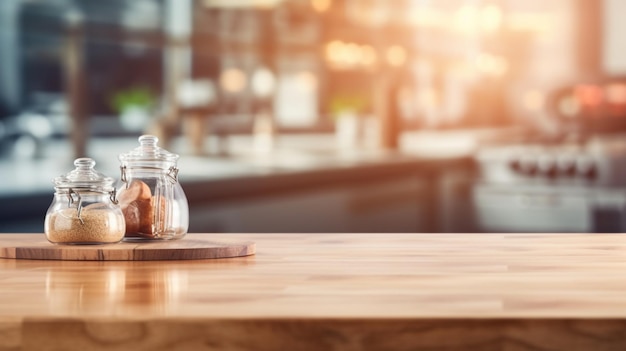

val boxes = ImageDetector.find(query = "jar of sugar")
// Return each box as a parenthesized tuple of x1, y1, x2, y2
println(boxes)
(44, 158, 125, 244)
(117, 135, 189, 240)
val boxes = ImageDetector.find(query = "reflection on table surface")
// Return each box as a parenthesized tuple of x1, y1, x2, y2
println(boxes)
(0, 253, 256, 317)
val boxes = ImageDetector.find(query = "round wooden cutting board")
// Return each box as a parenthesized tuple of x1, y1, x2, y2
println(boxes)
(0, 234, 255, 261)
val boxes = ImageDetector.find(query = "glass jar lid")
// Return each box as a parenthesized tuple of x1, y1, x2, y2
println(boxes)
(118, 135, 179, 169)
(54, 158, 115, 193)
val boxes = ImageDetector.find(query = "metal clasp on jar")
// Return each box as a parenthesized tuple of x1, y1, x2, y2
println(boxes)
(67, 188, 84, 225)
(110, 188, 118, 204)
(167, 166, 179, 183)
(65, 187, 118, 224)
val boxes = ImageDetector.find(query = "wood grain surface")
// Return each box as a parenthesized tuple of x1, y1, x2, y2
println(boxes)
(0, 235, 255, 261)
(2, 233, 626, 350)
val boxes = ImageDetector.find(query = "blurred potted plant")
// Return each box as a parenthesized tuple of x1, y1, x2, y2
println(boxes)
(110, 87, 156, 132)
(329, 93, 369, 149)
(330, 93, 367, 120)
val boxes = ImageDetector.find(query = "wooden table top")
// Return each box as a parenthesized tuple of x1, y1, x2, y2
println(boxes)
(2, 233, 626, 350)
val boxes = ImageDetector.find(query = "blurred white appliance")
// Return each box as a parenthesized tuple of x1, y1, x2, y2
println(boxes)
(473, 135, 626, 232)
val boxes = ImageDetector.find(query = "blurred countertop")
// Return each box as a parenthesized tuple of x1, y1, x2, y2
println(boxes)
(0, 129, 501, 200)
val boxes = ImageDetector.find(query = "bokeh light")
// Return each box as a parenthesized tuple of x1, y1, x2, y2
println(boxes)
(219, 68, 247, 93)
(251, 67, 276, 98)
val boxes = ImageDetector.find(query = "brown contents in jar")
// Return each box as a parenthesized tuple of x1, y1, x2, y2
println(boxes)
(45, 206, 125, 244)
(118, 180, 170, 238)
(118, 180, 152, 237)
(132, 195, 168, 235)
(118, 180, 185, 239)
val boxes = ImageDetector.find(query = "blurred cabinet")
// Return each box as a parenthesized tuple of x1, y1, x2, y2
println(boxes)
(189, 166, 477, 233)
(190, 175, 428, 233)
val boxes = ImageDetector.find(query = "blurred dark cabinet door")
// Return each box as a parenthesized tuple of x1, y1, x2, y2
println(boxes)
(190, 175, 428, 233)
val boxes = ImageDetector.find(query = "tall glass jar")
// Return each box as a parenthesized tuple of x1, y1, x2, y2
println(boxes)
(118, 135, 189, 240)
(44, 158, 125, 244)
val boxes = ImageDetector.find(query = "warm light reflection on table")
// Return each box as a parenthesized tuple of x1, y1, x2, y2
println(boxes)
(44, 263, 189, 314)
(0, 255, 256, 317)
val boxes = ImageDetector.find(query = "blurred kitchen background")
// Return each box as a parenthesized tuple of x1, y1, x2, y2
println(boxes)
(1, 0, 626, 233)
